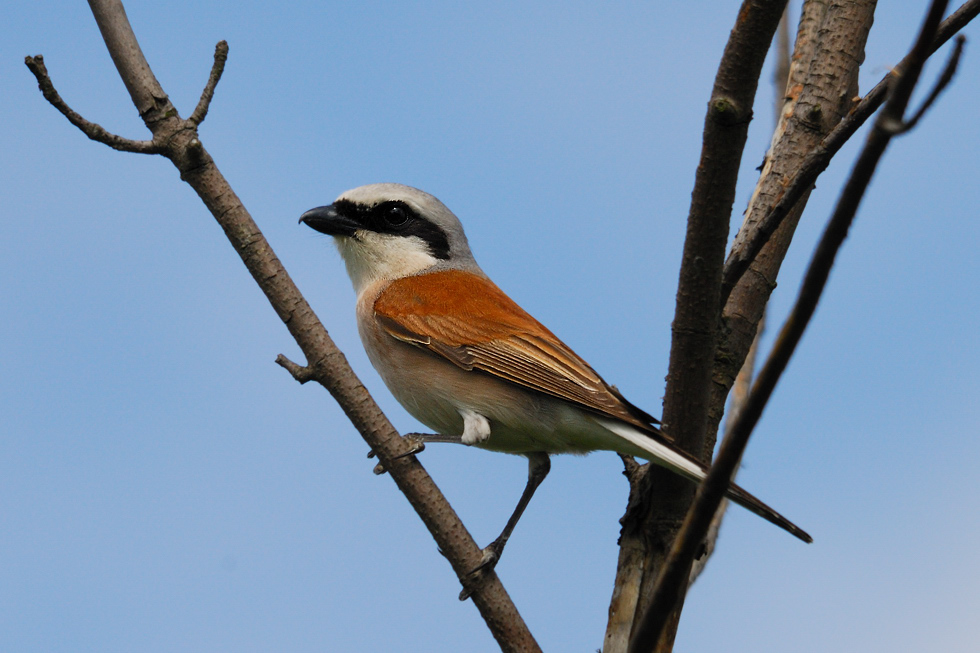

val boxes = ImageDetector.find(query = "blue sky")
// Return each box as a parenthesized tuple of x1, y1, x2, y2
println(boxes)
(3, 2, 979, 651)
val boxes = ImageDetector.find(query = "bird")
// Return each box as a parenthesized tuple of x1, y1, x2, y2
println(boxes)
(300, 183, 811, 584)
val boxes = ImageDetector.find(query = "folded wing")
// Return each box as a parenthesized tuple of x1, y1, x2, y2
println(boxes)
(374, 269, 660, 433)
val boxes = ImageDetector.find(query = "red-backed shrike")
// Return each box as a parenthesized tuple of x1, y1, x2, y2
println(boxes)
(301, 183, 810, 574)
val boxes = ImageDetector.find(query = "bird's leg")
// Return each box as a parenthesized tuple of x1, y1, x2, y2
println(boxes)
(368, 432, 463, 459)
(371, 409, 484, 462)
(459, 452, 551, 601)
(368, 433, 463, 474)
(481, 453, 552, 568)
(404, 432, 464, 444)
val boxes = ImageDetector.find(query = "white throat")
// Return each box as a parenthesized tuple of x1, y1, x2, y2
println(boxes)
(337, 230, 440, 296)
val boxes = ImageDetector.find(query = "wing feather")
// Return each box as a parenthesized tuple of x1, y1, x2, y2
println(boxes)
(374, 270, 659, 431)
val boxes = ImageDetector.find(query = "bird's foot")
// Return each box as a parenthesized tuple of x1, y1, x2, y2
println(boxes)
(368, 434, 427, 475)
(458, 539, 504, 601)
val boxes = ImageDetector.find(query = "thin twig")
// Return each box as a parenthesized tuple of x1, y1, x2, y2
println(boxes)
(892, 35, 965, 134)
(189, 41, 229, 126)
(721, 0, 980, 305)
(629, 1, 957, 648)
(24, 54, 159, 154)
(275, 354, 316, 383)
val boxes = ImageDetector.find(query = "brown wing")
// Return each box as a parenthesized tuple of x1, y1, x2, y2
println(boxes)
(374, 269, 660, 432)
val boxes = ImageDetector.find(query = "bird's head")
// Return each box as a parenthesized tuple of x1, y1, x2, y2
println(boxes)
(301, 183, 480, 294)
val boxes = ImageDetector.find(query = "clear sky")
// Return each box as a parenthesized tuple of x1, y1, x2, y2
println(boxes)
(3, 2, 979, 651)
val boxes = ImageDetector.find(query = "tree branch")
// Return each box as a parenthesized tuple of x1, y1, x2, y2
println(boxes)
(24, 54, 159, 154)
(662, 0, 789, 464)
(891, 34, 964, 133)
(28, 1, 540, 650)
(629, 2, 958, 647)
(720, 0, 980, 305)
(87, 0, 172, 125)
(704, 0, 878, 475)
(605, 3, 788, 651)
(189, 40, 229, 126)
(690, 1, 791, 588)
(275, 353, 317, 384)
(646, 2, 790, 642)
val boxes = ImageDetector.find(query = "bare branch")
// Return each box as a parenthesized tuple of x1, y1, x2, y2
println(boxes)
(689, 308, 765, 587)
(629, 1, 957, 647)
(275, 354, 316, 384)
(721, 0, 980, 305)
(704, 0, 878, 478)
(661, 0, 789, 463)
(619, 453, 642, 481)
(607, 2, 788, 651)
(189, 40, 229, 126)
(690, 0, 791, 585)
(23, 55, 159, 154)
(26, 1, 540, 649)
(891, 34, 965, 134)
(87, 0, 175, 125)
(602, 455, 649, 653)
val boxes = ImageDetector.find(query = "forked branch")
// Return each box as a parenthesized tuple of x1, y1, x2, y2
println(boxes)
(24, 54, 159, 154)
(605, 3, 789, 651)
(721, 0, 980, 305)
(629, 2, 960, 649)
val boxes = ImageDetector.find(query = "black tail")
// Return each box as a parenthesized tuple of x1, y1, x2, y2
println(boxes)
(725, 482, 812, 543)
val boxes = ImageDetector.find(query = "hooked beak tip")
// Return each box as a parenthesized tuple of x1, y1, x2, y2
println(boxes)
(300, 204, 358, 237)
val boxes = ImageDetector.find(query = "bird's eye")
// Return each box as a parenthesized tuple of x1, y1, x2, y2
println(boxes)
(382, 203, 411, 227)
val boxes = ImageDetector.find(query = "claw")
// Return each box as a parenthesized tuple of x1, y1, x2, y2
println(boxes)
(369, 435, 426, 475)
(458, 541, 503, 601)
(395, 435, 425, 459)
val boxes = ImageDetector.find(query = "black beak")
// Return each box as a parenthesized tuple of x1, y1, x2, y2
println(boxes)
(299, 204, 359, 237)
